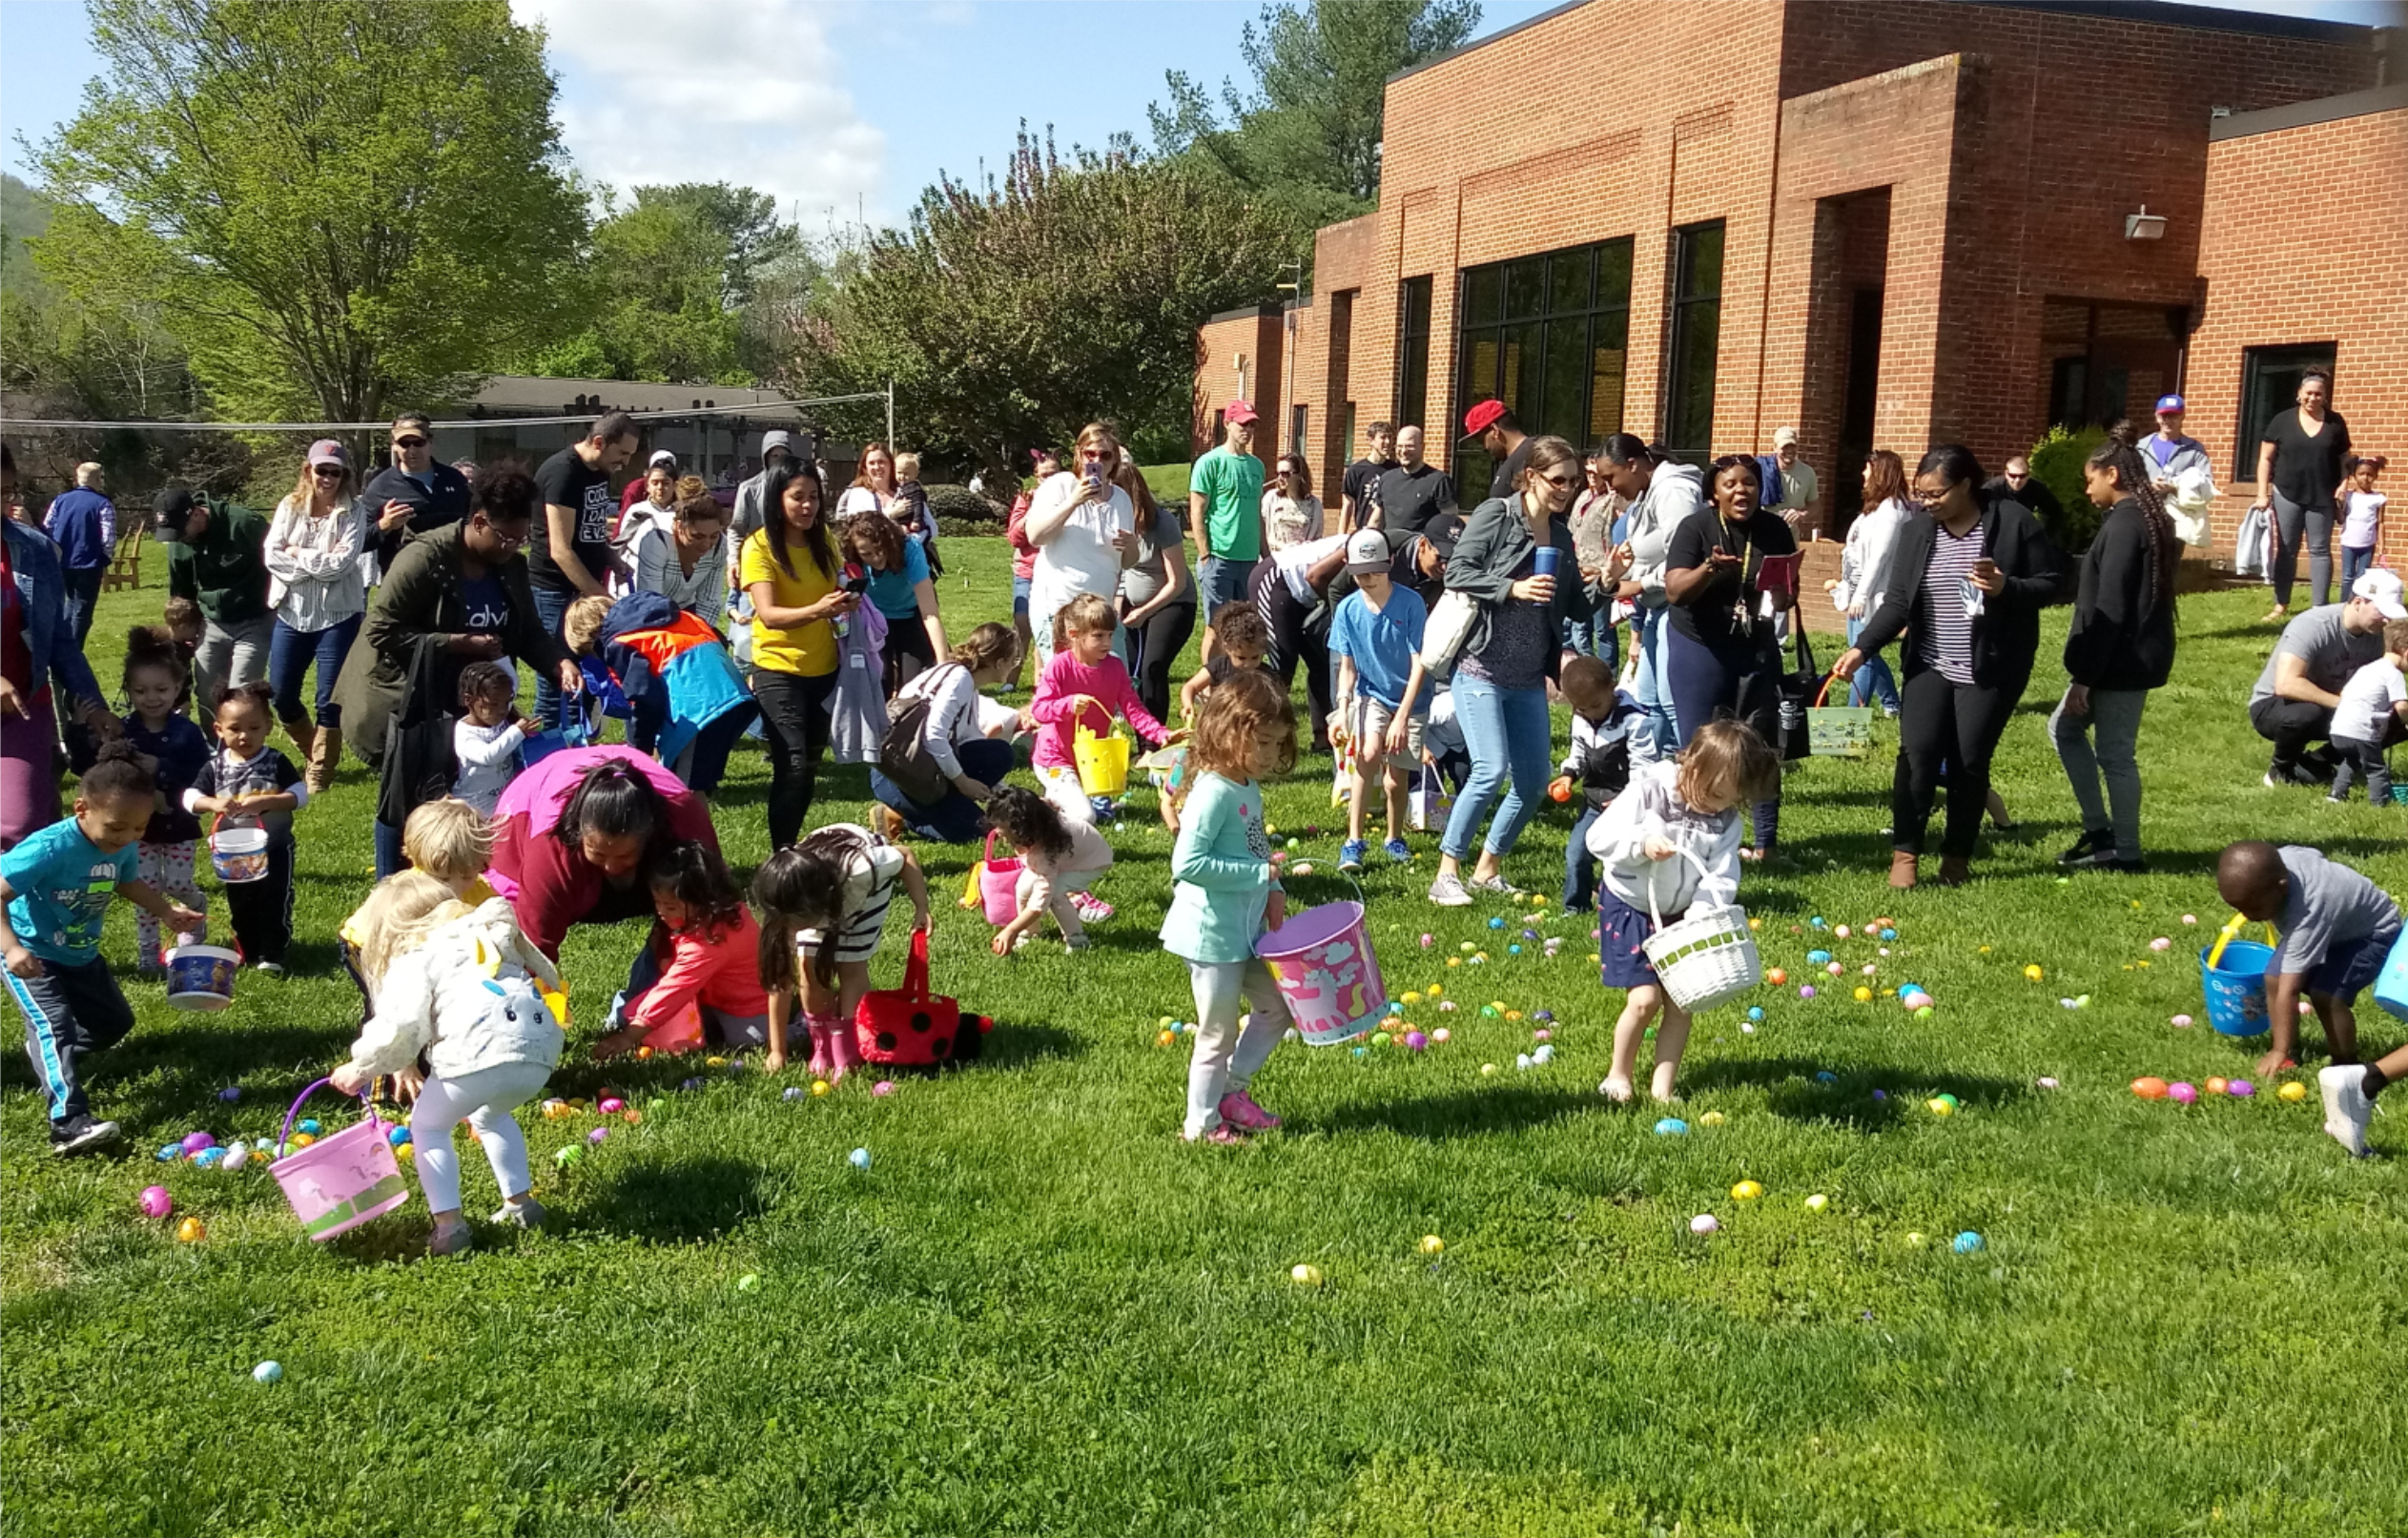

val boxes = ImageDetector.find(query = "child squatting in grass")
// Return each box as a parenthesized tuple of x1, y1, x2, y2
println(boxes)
(593, 839, 769, 1060)
(2215, 837, 2402, 1096)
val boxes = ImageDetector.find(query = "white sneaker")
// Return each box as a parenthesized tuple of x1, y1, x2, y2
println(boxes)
(2317, 1065, 2373, 1157)
(1428, 872, 1473, 908)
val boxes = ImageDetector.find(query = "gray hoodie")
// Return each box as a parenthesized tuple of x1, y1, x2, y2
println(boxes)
(1623, 461, 1708, 607)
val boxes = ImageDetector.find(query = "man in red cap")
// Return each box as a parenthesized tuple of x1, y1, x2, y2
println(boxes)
(1463, 399, 1530, 503)
(1190, 400, 1265, 664)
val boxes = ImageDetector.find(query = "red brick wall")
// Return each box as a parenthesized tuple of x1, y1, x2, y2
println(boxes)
(2187, 104, 2408, 567)
(1191, 309, 1285, 467)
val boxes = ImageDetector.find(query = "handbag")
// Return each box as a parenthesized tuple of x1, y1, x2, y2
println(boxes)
(854, 930, 983, 1067)
(1776, 624, 1821, 762)
(1805, 672, 1875, 758)
(1417, 589, 1482, 679)
(878, 664, 959, 806)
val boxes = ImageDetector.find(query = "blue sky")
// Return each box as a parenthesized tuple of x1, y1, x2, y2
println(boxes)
(3, 0, 2395, 234)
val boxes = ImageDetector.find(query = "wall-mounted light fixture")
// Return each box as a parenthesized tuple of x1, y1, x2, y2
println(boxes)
(2125, 205, 2168, 241)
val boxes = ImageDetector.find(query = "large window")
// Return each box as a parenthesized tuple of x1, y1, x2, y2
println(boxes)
(1663, 220, 1725, 462)
(1451, 238, 1634, 499)
(2234, 343, 2337, 482)
(1395, 277, 1433, 429)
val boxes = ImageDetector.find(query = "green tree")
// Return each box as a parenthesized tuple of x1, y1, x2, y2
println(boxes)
(794, 131, 1293, 483)
(1148, 0, 1481, 233)
(33, 0, 585, 432)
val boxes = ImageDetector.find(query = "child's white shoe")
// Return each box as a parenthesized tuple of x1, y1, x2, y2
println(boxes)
(2317, 1065, 2373, 1157)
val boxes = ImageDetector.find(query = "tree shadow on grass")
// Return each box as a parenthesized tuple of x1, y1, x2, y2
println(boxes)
(1317, 1083, 1595, 1140)
(1679, 1054, 2026, 1133)
(972, 1020, 1082, 1071)
(582, 1154, 769, 1244)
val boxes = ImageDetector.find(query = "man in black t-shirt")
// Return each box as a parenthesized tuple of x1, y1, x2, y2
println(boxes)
(1376, 425, 1452, 538)
(1342, 420, 1398, 532)
(1463, 399, 1531, 502)
(530, 409, 640, 728)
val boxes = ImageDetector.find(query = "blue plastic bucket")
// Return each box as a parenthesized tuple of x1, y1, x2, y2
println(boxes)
(2371, 928, 2408, 1021)
(164, 943, 241, 1013)
(2199, 940, 2274, 1037)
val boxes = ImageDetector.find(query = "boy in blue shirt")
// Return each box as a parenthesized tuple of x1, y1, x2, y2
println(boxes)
(2, 744, 207, 1156)
(1328, 529, 1429, 871)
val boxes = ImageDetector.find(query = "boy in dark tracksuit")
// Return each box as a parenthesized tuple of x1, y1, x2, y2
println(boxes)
(1555, 657, 1636, 913)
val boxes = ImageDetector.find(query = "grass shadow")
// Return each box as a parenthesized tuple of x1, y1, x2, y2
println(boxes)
(974, 1020, 1083, 1070)
(1680, 1055, 2027, 1132)
(1317, 1083, 1595, 1140)
(582, 1154, 768, 1244)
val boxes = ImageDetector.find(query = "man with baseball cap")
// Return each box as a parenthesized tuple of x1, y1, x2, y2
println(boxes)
(157, 481, 274, 708)
(360, 411, 473, 578)
(2143, 395, 2215, 543)
(1329, 525, 1430, 872)
(1765, 426, 1819, 534)
(1190, 400, 1265, 662)
(1463, 399, 1529, 503)
(2250, 567, 2408, 787)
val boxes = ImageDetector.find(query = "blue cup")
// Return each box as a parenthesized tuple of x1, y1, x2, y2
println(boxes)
(1532, 546, 1560, 578)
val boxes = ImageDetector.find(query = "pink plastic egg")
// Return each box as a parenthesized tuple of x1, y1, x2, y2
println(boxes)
(873, 1080, 895, 1096)
(1532, 1028, 1551, 1042)
(1835, 925, 1851, 938)
(598, 1097, 625, 1115)
(2149, 937, 2171, 953)
(2168, 1081, 2197, 1105)
(1419, 933, 1433, 949)
(137, 1185, 174, 1219)
(2171, 1014, 2193, 1028)
(1825, 961, 1843, 975)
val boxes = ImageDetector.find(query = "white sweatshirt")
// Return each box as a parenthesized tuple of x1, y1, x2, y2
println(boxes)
(1624, 462, 1707, 607)
(1584, 759, 1743, 917)
(345, 899, 565, 1082)
(1834, 496, 1910, 613)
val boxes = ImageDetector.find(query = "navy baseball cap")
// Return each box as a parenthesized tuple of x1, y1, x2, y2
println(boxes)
(2154, 394, 2185, 415)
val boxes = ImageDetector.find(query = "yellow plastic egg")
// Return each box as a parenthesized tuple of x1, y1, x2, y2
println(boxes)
(1926, 1097, 1954, 1118)
(705, 1056, 727, 1068)
(1698, 1111, 1727, 1127)
(2023, 964, 2044, 982)
(1732, 1180, 1763, 1200)
(289, 1131, 316, 1149)
(1426, 984, 1443, 997)
(1289, 1262, 1323, 1286)
(1447, 956, 1461, 968)
(2279, 1081, 2309, 1102)
(1854, 987, 1872, 1002)
(1418, 1235, 1445, 1255)
(175, 1217, 207, 1243)
(1803, 1194, 1829, 1213)
(810, 1079, 832, 1097)
(1403, 992, 1422, 1004)
(1156, 1030, 1176, 1047)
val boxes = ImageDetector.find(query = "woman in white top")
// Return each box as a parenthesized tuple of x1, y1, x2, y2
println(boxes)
(1026, 420, 1138, 667)
(868, 623, 1022, 845)
(264, 438, 369, 791)
(628, 477, 730, 622)
(835, 442, 899, 522)
(1833, 448, 1910, 714)
(1260, 454, 1324, 554)
(612, 457, 680, 592)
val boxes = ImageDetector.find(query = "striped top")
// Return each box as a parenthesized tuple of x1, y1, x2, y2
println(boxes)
(1911, 522, 1986, 685)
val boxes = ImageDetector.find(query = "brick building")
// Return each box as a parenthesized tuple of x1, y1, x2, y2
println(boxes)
(1196, 0, 2403, 558)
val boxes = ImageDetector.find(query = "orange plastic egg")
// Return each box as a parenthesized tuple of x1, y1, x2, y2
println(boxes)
(2130, 1077, 2170, 1099)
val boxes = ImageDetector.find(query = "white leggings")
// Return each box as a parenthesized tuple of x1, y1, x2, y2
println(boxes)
(1037, 764, 1095, 826)
(1183, 958, 1291, 1138)
(408, 1060, 552, 1214)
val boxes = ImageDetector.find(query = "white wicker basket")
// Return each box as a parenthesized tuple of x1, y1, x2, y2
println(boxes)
(1640, 847, 1761, 1013)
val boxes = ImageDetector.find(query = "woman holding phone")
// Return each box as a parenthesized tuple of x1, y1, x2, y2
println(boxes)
(741, 460, 858, 849)
(1025, 422, 1137, 668)
(1836, 444, 2061, 889)
(1659, 454, 1799, 861)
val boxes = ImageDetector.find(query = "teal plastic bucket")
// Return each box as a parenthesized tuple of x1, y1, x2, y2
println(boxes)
(2371, 928, 2408, 1021)
(2199, 940, 2274, 1037)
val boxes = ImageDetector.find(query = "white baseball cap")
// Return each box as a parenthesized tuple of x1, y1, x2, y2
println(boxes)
(1345, 527, 1392, 573)
(1773, 425, 1799, 448)
(2352, 568, 2407, 620)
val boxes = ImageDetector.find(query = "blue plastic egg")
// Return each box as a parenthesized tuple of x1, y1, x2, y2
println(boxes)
(1810, 916, 1827, 928)
(1654, 1117, 1689, 1136)
(1746, 1007, 1765, 1022)
(1488, 916, 1506, 931)
(1807, 949, 1832, 965)
(386, 1126, 411, 1148)
(1880, 928, 1897, 941)
(252, 1361, 282, 1384)
(156, 1144, 181, 1162)
(1816, 1070, 1837, 1084)
(1952, 1231, 1986, 1254)
(848, 1147, 873, 1171)
(296, 1118, 320, 1137)
(1508, 944, 1522, 955)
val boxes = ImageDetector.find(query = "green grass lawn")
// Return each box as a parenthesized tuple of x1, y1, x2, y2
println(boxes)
(6, 540, 2404, 1536)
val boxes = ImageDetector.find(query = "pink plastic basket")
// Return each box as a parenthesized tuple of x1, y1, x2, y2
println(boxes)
(271, 1077, 410, 1241)
(1256, 897, 1388, 1046)
(978, 830, 1024, 927)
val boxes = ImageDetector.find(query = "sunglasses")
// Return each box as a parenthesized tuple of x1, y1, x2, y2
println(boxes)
(393, 436, 428, 449)
(1538, 471, 1579, 490)
(311, 464, 345, 478)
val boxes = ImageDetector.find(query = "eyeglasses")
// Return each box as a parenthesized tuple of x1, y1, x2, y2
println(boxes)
(1913, 482, 1950, 501)
(393, 436, 428, 450)
(1538, 472, 1579, 490)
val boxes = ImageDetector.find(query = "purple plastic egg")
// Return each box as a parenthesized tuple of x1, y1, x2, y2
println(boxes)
(587, 1127, 609, 1145)
(2168, 1081, 2197, 1104)
(216, 1086, 241, 1103)
(2228, 1078, 2256, 1097)
(1871, 1089, 1888, 1102)
(1404, 1031, 1430, 1052)
(1800, 985, 1817, 998)
(180, 1132, 216, 1154)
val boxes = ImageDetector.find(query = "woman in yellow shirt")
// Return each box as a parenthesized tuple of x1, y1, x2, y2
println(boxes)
(741, 462, 859, 848)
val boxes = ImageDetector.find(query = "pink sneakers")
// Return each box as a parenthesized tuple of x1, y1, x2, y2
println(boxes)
(1184, 1124, 1246, 1145)
(1217, 1092, 1283, 1131)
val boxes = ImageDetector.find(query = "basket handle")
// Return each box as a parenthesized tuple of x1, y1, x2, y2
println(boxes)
(1811, 671, 1848, 709)
(1641, 840, 1719, 934)
(278, 1076, 379, 1150)
(903, 928, 932, 1001)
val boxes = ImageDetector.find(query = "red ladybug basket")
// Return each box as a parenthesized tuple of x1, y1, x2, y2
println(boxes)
(854, 931, 986, 1066)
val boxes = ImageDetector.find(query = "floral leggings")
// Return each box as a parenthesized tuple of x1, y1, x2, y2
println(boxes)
(135, 841, 207, 966)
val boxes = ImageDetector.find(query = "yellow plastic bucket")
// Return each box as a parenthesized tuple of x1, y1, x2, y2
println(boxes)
(1075, 721, 1130, 795)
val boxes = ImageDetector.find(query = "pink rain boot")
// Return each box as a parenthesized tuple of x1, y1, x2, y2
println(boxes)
(822, 1012, 865, 1081)
(805, 1018, 834, 1079)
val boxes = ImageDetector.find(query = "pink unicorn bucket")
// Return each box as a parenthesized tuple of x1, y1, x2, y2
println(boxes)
(1256, 900, 1388, 1046)
(271, 1078, 411, 1241)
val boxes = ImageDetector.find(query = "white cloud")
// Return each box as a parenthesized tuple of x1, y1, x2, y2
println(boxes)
(513, 0, 887, 225)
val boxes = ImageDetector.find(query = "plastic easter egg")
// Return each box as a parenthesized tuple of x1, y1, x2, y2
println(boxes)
(2278, 1081, 2307, 1102)
(1292, 863, 1315, 877)
(1881, 928, 1897, 941)
(541, 1098, 567, 1118)
(1699, 1111, 1726, 1127)
(1487, 916, 1506, 931)
(1373, 1032, 1393, 1048)
(554, 1145, 583, 1168)
(2149, 937, 2171, 953)
(871, 1080, 895, 1097)
(1508, 944, 1522, 955)
(1419, 1235, 1446, 1255)
(2023, 965, 2044, 982)
(1906, 1231, 1927, 1247)
(1804, 1194, 1829, 1213)
(1532, 1027, 1552, 1042)
(679, 1077, 703, 1092)
(1430, 1028, 1451, 1043)
(288, 1132, 316, 1150)
(2228, 1078, 2256, 1097)
(1952, 1231, 1985, 1254)
(180, 1132, 216, 1155)
(1766, 969, 1787, 986)
(1732, 1180, 1763, 1200)
(1479, 1062, 1498, 1077)
(2182, 913, 2197, 925)
(599, 1097, 625, 1115)
(1871, 1090, 1887, 1101)
(217, 1086, 241, 1103)
(1862, 963, 1879, 976)
(1533, 1044, 1554, 1064)
(252, 1361, 282, 1384)
(1689, 1214, 1719, 1235)
(1352, 1046, 1369, 1058)
(1514, 1053, 1533, 1071)
(138, 1185, 174, 1219)
(1653, 1116, 1688, 1136)
(1835, 925, 1851, 939)
(1816, 1070, 1837, 1084)
(1404, 1031, 1429, 1051)
(221, 1145, 249, 1171)
(175, 1217, 207, 1243)
(737, 1274, 761, 1293)
(1807, 949, 1832, 966)
(622, 1109, 643, 1125)
(296, 1119, 319, 1137)
(636, 1047, 652, 1060)
(2167, 1081, 2197, 1105)
(1289, 1263, 1324, 1286)
(1800, 986, 1817, 999)
(783, 1085, 806, 1100)
(2130, 1077, 2169, 1099)
(384, 1126, 411, 1149)
(1825, 961, 1843, 976)
(1446, 956, 1461, 968)
(1926, 1097, 1954, 1118)
(192, 1147, 223, 1169)
(1747, 1006, 1765, 1022)
(811, 1079, 832, 1097)
(2206, 1077, 2229, 1096)
(1426, 984, 1442, 997)
(587, 1127, 609, 1145)
(155, 1144, 180, 1162)
(1748, 917, 1761, 930)
(1419, 933, 1433, 948)
(2036, 1077, 2059, 1090)
(848, 1147, 873, 1172)
(1854, 987, 1873, 1002)
(1811, 916, 1827, 929)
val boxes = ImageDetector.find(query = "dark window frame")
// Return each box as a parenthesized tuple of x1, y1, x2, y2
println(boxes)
(1395, 276, 1434, 430)
(1662, 220, 1726, 463)
(2234, 342, 2338, 483)
(1451, 236, 1635, 499)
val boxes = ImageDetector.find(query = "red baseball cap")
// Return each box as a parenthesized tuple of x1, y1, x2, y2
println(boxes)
(1462, 399, 1507, 439)
(1224, 400, 1258, 425)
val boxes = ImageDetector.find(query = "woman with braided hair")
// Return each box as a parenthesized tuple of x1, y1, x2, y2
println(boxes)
(2051, 421, 2182, 873)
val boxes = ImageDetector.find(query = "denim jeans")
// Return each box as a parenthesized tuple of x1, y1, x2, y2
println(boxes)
(1199, 556, 1258, 617)
(1564, 612, 1620, 674)
(1844, 612, 1900, 711)
(2341, 543, 2376, 586)
(1630, 605, 1676, 767)
(1562, 801, 1603, 910)
(63, 565, 103, 644)
(872, 737, 1018, 843)
(1442, 671, 1554, 861)
(2050, 686, 2148, 856)
(530, 585, 575, 729)
(268, 613, 362, 727)
(374, 818, 406, 879)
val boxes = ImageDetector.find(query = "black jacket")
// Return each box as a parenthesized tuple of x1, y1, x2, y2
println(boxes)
(360, 461, 473, 576)
(1856, 495, 2063, 689)
(2062, 497, 2177, 691)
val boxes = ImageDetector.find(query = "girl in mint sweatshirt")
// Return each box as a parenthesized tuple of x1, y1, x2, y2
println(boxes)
(1159, 669, 1297, 1142)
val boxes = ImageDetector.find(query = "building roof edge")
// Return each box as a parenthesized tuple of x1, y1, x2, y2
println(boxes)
(2211, 80, 2408, 140)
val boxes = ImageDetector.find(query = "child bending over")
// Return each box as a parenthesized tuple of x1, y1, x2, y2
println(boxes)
(985, 786, 1115, 954)
(752, 824, 930, 1080)
(596, 840, 770, 1059)
(2217, 839, 2402, 1081)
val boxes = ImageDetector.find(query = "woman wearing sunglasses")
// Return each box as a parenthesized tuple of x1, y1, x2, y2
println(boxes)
(263, 439, 368, 790)
(1397, 434, 1601, 907)
(1261, 456, 1324, 555)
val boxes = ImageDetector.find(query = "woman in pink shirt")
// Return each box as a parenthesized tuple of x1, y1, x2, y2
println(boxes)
(1028, 591, 1165, 826)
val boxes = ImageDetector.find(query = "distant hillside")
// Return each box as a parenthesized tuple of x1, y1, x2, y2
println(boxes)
(1, 173, 53, 299)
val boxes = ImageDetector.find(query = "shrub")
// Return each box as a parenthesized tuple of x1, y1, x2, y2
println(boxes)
(925, 482, 1000, 528)
(2027, 424, 2104, 553)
